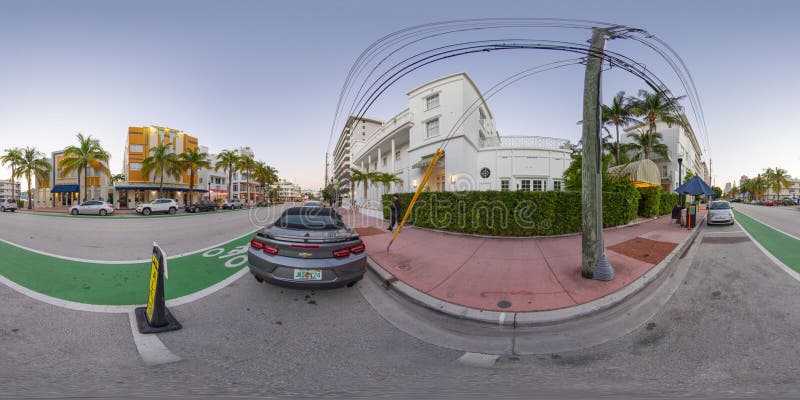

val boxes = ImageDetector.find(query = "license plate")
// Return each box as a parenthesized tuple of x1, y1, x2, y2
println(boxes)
(293, 269, 323, 281)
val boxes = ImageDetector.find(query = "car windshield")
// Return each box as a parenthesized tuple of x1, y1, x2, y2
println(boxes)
(274, 208, 345, 230)
(710, 202, 731, 210)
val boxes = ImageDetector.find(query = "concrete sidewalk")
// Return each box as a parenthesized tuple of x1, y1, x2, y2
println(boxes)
(340, 206, 706, 316)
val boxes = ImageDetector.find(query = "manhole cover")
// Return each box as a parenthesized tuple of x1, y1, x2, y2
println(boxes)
(497, 300, 512, 309)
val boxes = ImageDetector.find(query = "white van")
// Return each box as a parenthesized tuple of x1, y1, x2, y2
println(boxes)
(0, 198, 18, 212)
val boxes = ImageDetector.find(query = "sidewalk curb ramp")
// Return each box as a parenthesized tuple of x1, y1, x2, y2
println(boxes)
(366, 214, 706, 327)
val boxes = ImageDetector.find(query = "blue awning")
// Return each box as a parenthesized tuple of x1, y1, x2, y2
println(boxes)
(51, 184, 80, 193)
(114, 186, 208, 193)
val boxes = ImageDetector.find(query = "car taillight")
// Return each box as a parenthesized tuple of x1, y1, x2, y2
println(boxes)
(263, 244, 279, 255)
(249, 238, 264, 250)
(332, 247, 351, 258)
(350, 243, 365, 254)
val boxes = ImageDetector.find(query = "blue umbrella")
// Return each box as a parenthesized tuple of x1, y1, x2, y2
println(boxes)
(675, 176, 715, 196)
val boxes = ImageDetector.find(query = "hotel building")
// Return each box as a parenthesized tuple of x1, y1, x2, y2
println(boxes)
(116, 126, 206, 208)
(35, 150, 111, 208)
(0, 179, 21, 199)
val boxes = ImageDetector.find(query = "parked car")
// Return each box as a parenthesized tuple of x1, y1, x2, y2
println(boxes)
(707, 200, 734, 226)
(222, 199, 243, 210)
(136, 198, 179, 216)
(731, 198, 742, 203)
(248, 207, 366, 288)
(763, 200, 775, 206)
(0, 197, 18, 212)
(256, 200, 270, 207)
(186, 200, 219, 213)
(70, 200, 114, 216)
(301, 200, 323, 208)
(755, 200, 763, 205)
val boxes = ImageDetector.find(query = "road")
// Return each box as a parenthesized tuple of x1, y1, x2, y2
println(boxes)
(733, 203, 800, 237)
(3, 211, 800, 397)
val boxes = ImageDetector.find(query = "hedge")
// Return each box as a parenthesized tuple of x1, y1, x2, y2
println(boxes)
(382, 188, 639, 237)
(658, 190, 679, 216)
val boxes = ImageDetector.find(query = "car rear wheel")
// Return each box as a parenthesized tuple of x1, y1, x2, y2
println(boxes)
(71, 209, 78, 215)
(253, 275, 264, 283)
(142, 208, 151, 216)
(99, 209, 107, 216)
(0, 207, 4, 212)
(168, 207, 176, 215)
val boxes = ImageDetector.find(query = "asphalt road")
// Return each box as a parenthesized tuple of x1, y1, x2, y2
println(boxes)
(4, 212, 800, 398)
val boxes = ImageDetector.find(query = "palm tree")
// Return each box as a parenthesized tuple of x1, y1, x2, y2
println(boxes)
(141, 143, 182, 198)
(214, 149, 239, 201)
(629, 90, 686, 160)
(625, 129, 670, 161)
(180, 148, 211, 205)
(602, 91, 638, 165)
(1, 148, 23, 200)
(109, 173, 126, 206)
(59, 133, 111, 202)
(372, 172, 403, 196)
(14, 147, 51, 209)
(236, 153, 257, 205)
(350, 168, 378, 201)
(253, 162, 279, 201)
(742, 175, 767, 201)
(764, 167, 791, 200)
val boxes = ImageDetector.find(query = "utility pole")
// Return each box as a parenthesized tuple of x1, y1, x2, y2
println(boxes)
(580, 28, 613, 280)
(324, 152, 329, 189)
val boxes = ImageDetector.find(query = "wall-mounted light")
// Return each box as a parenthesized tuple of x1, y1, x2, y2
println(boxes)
(450, 174, 456, 185)
(412, 179, 418, 188)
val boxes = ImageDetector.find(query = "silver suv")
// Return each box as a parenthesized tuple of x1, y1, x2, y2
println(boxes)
(0, 198, 18, 212)
(136, 198, 179, 216)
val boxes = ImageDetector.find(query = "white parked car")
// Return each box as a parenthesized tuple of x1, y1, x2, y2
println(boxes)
(136, 198, 179, 216)
(222, 199, 244, 210)
(70, 200, 114, 216)
(0, 198, 18, 212)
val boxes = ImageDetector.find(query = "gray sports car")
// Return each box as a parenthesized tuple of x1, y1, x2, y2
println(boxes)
(248, 207, 366, 288)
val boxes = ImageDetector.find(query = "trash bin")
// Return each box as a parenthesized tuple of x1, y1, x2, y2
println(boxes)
(671, 205, 683, 222)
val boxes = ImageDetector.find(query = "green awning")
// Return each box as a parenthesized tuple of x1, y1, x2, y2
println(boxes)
(608, 159, 661, 188)
(411, 152, 445, 169)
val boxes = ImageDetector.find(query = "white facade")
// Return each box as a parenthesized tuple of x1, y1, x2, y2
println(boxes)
(333, 116, 383, 191)
(197, 146, 229, 202)
(622, 120, 705, 191)
(765, 177, 800, 200)
(347, 73, 572, 211)
(277, 181, 302, 202)
(0, 179, 21, 199)
(229, 146, 263, 203)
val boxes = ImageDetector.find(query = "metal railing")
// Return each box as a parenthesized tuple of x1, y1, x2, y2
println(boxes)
(479, 135, 571, 150)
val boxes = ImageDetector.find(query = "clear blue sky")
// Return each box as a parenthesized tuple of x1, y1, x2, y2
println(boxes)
(1, 0, 799, 191)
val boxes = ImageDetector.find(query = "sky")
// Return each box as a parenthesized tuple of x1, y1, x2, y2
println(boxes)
(1, 0, 799, 191)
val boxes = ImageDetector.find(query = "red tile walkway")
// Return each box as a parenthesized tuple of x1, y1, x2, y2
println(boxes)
(339, 206, 706, 313)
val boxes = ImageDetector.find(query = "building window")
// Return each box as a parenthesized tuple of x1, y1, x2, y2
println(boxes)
(532, 180, 544, 192)
(130, 144, 143, 152)
(479, 108, 486, 122)
(662, 165, 668, 178)
(233, 184, 238, 192)
(382, 156, 387, 166)
(500, 179, 509, 191)
(425, 93, 439, 110)
(435, 175, 445, 191)
(520, 179, 531, 191)
(130, 163, 142, 171)
(426, 118, 440, 138)
(553, 180, 562, 192)
(395, 151, 401, 161)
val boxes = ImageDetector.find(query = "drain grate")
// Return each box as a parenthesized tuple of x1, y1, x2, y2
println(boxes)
(497, 300, 512, 309)
(702, 236, 749, 244)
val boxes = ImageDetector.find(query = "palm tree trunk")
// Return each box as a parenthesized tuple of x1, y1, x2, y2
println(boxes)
(83, 165, 88, 201)
(189, 169, 194, 205)
(159, 171, 164, 198)
(27, 174, 32, 209)
(246, 169, 251, 206)
(648, 121, 655, 160)
(10, 166, 15, 200)
(228, 166, 233, 202)
(614, 124, 621, 164)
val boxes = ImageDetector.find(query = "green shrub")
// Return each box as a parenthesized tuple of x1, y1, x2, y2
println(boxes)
(382, 188, 639, 236)
(658, 189, 679, 215)
(637, 187, 661, 218)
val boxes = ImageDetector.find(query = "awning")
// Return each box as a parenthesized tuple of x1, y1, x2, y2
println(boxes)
(114, 186, 208, 193)
(607, 159, 661, 188)
(50, 184, 80, 193)
(411, 152, 445, 169)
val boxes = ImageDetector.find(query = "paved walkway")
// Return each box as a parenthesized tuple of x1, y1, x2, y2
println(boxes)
(341, 206, 706, 313)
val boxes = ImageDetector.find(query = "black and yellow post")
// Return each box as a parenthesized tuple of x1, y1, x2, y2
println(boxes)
(134, 243, 182, 334)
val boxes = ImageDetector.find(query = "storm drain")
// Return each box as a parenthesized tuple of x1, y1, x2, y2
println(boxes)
(702, 236, 749, 244)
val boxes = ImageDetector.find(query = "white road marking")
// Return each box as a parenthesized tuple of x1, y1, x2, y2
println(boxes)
(0, 229, 259, 264)
(736, 209, 800, 241)
(127, 311, 181, 366)
(456, 352, 499, 368)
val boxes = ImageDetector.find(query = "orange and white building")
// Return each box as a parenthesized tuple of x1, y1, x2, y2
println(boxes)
(116, 126, 207, 208)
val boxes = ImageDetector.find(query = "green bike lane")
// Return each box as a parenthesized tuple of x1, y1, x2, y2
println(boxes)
(0, 232, 255, 306)
(734, 209, 800, 272)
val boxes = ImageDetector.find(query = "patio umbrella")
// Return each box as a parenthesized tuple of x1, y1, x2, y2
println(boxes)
(675, 176, 715, 196)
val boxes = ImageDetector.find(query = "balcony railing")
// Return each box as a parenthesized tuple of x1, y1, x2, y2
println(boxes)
(479, 135, 571, 150)
(352, 109, 413, 162)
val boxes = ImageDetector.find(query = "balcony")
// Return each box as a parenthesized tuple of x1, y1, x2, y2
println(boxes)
(353, 109, 413, 161)
(479, 135, 571, 150)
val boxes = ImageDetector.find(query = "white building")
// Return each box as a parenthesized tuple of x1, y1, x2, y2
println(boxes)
(333, 116, 383, 192)
(346, 73, 572, 214)
(196, 146, 229, 202)
(229, 146, 263, 203)
(0, 179, 21, 199)
(622, 120, 705, 191)
(277, 181, 302, 202)
(765, 176, 800, 200)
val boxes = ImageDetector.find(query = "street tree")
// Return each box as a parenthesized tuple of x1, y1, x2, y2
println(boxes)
(14, 147, 51, 209)
(141, 143, 182, 198)
(1, 148, 23, 199)
(60, 133, 111, 202)
(215, 149, 240, 201)
(180, 148, 211, 205)
(629, 90, 686, 160)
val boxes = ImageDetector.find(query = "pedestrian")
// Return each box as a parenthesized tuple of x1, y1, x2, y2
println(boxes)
(388, 194, 401, 231)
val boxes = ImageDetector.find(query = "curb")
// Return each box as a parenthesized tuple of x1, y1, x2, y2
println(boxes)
(365, 213, 707, 327)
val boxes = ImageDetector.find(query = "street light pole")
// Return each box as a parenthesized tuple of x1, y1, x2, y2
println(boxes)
(580, 27, 613, 281)
(678, 157, 683, 206)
